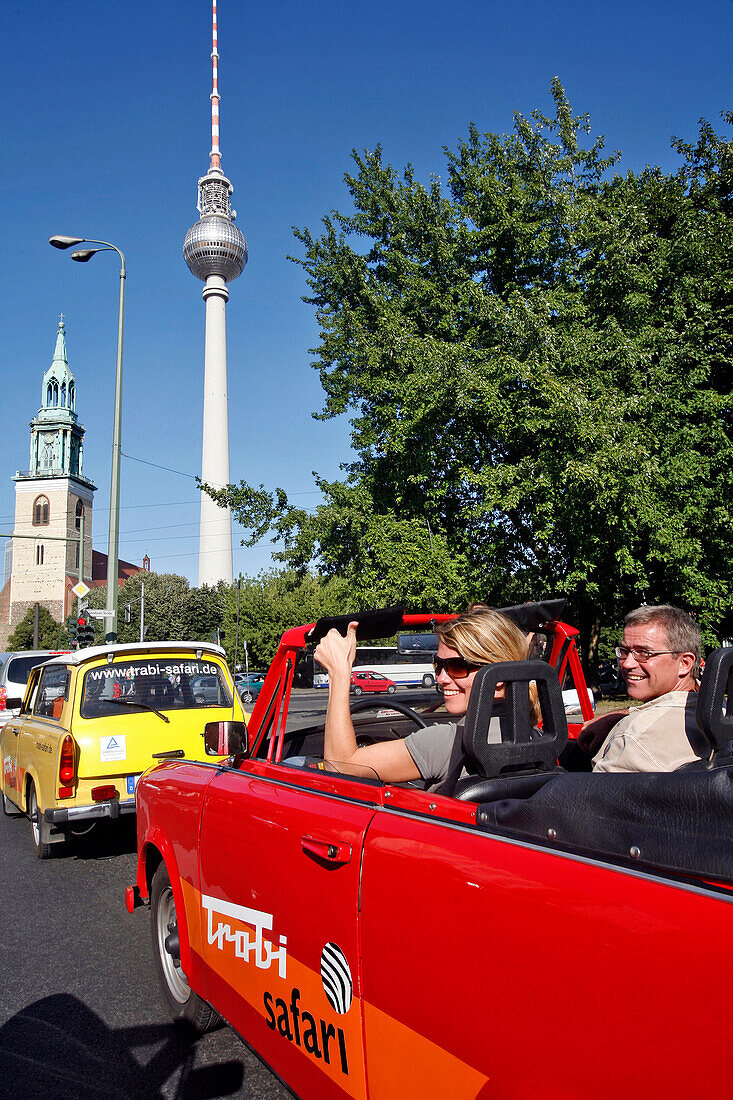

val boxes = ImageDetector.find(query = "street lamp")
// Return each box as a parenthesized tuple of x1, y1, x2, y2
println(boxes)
(49, 234, 126, 642)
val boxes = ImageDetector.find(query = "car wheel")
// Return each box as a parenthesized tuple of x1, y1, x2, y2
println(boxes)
(243, 692, 253, 704)
(150, 863, 220, 1032)
(353, 686, 363, 695)
(194, 695, 205, 706)
(422, 673, 435, 688)
(387, 685, 396, 694)
(27, 780, 53, 860)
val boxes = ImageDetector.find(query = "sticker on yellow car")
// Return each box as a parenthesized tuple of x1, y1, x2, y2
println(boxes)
(100, 735, 127, 762)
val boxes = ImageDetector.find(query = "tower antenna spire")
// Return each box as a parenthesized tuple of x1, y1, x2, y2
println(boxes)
(210, 0, 221, 171)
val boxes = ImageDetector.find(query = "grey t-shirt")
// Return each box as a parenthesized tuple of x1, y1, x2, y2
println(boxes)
(404, 717, 505, 793)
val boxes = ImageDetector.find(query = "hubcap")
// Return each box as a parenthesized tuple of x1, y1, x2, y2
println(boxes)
(156, 886, 189, 1003)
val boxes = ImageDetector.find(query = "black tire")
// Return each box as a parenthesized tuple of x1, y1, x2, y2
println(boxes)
(353, 686, 363, 696)
(27, 780, 53, 860)
(387, 685, 396, 694)
(422, 673, 435, 688)
(194, 695, 205, 706)
(150, 863, 220, 1031)
(243, 692, 253, 704)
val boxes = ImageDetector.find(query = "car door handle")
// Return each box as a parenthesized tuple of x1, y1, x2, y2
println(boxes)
(301, 836, 352, 865)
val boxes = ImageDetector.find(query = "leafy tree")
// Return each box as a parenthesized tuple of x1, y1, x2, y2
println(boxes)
(7, 605, 64, 650)
(89, 573, 222, 644)
(202, 85, 732, 659)
(222, 570, 350, 669)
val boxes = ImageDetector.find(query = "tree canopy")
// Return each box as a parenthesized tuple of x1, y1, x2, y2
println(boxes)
(71, 570, 350, 668)
(204, 82, 733, 653)
(222, 569, 350, 669)
(83, 573, 227, 646)
(6, 605, 64, 651)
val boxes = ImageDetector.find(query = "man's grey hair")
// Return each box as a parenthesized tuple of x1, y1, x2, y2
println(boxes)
(624, 604, 702, 677)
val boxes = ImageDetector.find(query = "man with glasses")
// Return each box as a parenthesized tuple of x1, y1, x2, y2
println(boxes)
(582, 604, 706, 773)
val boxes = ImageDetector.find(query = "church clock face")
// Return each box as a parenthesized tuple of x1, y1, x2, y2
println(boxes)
(42, 433, 55, 466)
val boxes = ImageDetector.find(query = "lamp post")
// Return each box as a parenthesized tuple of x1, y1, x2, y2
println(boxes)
(49, 234, 126, 641)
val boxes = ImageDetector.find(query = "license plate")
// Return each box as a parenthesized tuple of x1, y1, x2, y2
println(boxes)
(126, 774, 141, 795)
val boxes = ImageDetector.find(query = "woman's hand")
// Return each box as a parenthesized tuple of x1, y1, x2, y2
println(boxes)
(314, 622, 358, 681)
(318, 621, 421, 784)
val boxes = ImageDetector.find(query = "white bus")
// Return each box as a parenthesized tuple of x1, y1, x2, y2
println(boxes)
(313, 639, 437, 689)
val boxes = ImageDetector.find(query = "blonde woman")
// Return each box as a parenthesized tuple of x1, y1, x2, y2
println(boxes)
(315, 606, 537, 792)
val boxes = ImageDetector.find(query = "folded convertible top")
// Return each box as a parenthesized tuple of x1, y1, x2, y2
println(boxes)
(306, 598, 568, 645)
(477, 766, 733, 884)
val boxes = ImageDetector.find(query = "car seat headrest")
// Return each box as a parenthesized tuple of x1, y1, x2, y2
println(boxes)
(696, 647, 733, 755)
(463, 660, 569, 779)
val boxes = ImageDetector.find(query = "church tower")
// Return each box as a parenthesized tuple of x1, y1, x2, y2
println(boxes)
(7, 318, 96, 628)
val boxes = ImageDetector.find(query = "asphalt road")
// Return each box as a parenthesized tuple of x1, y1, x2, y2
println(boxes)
(0, 808, 295, 1100)
(0, 686, 438, 1099)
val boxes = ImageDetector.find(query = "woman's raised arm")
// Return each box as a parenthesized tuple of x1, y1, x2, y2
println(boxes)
(314, 623, 420, 782)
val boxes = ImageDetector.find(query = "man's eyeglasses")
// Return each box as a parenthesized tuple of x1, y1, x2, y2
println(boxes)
(432, 655, 481, 680)
(615, 645, 677, 663)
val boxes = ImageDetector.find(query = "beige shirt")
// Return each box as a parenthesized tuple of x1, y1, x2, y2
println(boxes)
(593, 690, 706, 773)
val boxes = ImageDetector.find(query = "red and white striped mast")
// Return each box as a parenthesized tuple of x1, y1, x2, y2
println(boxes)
(210, 0, 221, 170)
(183, 0, 248, 587)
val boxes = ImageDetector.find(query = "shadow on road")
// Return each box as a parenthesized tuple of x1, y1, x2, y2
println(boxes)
(0, 993, 244, 1098)
(66, 817, 139, 860)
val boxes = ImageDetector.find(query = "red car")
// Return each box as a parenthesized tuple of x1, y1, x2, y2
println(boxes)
(126, 603, 732, 1098)
(350, 670, 397, 695)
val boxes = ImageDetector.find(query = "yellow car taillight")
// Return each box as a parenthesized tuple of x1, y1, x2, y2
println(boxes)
(58, 733, 75, 796)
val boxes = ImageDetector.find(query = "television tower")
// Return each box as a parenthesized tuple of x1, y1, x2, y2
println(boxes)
(184, 0, 247, 586)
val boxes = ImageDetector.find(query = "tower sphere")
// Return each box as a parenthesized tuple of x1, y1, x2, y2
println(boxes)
(184, 214, 248, 283)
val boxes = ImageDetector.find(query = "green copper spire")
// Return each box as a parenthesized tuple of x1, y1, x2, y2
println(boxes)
(42, 316, 76, 413)
(52, 314, 68, 364)
(24, 316, 89, 480)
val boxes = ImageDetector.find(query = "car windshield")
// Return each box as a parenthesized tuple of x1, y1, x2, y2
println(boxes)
(80, 657, 233, 719)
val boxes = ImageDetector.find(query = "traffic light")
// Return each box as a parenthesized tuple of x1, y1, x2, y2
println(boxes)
(77, 615, 95, 648)
(66, 615, 79, 649)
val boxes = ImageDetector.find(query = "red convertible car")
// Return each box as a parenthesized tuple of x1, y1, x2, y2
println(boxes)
(126, 603, 732, 1098)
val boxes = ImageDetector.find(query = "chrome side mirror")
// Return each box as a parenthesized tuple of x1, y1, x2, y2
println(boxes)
(204, 720, 248, 757)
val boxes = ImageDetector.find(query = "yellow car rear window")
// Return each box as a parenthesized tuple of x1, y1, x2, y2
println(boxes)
(80, 657, 233, 719)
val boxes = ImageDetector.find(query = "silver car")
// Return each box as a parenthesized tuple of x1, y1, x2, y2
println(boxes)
(0, 649, 70, 725)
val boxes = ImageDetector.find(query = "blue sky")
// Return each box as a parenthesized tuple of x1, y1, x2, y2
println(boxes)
(1, 0, 731, 584)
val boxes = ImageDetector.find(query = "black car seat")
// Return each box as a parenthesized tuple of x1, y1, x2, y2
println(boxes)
(692, 646, 733, 764)
(449, 660, 569, 802)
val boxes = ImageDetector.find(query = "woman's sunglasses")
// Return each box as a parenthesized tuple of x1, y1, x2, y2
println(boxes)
(432, 655, 481, 680)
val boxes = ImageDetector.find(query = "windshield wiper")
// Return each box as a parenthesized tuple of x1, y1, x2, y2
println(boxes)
(104, 697, 170, 723)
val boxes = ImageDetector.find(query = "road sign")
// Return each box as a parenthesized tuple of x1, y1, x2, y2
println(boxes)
(86, 608, 115, 619)
(72, 581, 90, 599)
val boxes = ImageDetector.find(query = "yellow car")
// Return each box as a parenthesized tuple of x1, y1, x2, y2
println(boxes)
(1, 641, 246, 858)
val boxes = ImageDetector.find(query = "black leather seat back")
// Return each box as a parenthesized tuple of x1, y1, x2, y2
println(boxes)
(696, 647, 733, 756)
(462, 660, 569, 779)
